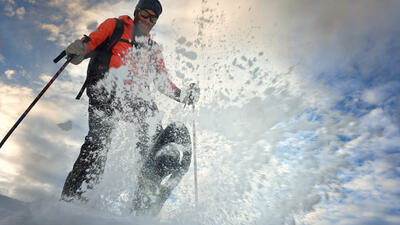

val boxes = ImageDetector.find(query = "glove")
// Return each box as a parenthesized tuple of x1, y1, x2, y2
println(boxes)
(65, 39, 86, 65)
(180, 83, 200, 105)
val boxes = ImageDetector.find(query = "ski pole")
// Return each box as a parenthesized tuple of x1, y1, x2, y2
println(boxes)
(192, 103, 198, 209)
(0, 53, 71, 149)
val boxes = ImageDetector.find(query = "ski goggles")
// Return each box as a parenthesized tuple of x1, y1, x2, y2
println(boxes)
(139, 9, 158, 24)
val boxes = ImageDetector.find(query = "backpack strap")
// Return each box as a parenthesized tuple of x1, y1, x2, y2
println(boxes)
(120, 39, 137, 48)
(106, 18, 124, 51)
(75, 18, 125, 100)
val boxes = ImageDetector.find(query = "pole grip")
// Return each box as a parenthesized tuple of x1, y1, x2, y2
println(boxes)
(53, 50, 66, 63)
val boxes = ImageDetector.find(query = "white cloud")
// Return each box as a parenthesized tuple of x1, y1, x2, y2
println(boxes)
(3, 68, 30, 79)
(363, 81, 400, 104)
(37, 0, 133, 46)
(303, 101, 400, 224)
(2, 0, 24, 19)
(362, 89, 382, 104)
(306, 156, 400, 225)
(379, 178, 400, 192)
(40, 24, 63, 42)
(0, 81, 87, 201)
(0, 84, 35, 181)
(15, 7, 25, 19)
(4, 3, 15, 17)
(343, 174, 374, 191)
(4, 69, 15, 79)
(39, 73, 52, 82)
(65, 60, 88, 79)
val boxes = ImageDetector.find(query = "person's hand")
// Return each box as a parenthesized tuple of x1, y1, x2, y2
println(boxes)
(180, 83, 200, 105)
(65, 39, 86, 65)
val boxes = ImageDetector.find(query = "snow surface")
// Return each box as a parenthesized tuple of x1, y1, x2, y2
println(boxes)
(0, 194, 161, 225)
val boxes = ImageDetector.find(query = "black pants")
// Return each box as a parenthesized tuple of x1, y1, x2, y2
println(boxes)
(61, 101, 114, 200)
(61, 87, 191, 209)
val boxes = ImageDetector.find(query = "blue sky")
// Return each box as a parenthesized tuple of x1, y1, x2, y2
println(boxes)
(0, 0, 400, 224)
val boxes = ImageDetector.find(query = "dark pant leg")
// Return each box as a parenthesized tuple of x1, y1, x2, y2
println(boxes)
(61, 103, 114, 201)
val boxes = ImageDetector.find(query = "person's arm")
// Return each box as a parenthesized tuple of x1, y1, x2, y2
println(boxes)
(65, 18, 116, 64)
(152, 44, 200, 105)
(152, 46, 182, 102)
(84, 18, 116, 55)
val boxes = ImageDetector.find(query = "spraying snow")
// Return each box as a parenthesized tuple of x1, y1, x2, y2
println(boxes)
(2, 0, 398, 224)
(0, 46, 352, 225)
(0, 30, 353, 224)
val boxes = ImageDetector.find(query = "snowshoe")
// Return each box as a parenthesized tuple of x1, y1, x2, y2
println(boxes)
(132, 122, 192, 216)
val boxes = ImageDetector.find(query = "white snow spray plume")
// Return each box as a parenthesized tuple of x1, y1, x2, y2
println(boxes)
(152, 1, 356, 224)
(81, 37, 169, 215)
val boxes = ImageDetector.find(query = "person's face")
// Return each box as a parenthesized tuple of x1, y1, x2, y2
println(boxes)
(135, 8, 157, 34)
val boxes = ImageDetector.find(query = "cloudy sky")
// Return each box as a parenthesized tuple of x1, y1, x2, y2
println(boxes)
(0, 0, 400, 224)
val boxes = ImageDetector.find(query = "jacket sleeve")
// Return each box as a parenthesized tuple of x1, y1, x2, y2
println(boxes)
(82, 18, 116, 54)
(152, 46, 182, 102)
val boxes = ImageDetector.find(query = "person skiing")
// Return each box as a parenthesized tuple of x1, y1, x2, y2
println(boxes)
(61, 0, 199, 215)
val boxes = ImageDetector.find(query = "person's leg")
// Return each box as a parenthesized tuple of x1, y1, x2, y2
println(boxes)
(61, 103, 114, 201)
(127, 99, 163, 213)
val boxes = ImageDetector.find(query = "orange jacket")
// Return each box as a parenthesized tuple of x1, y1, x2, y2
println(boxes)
(84, 15, 178, 94)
